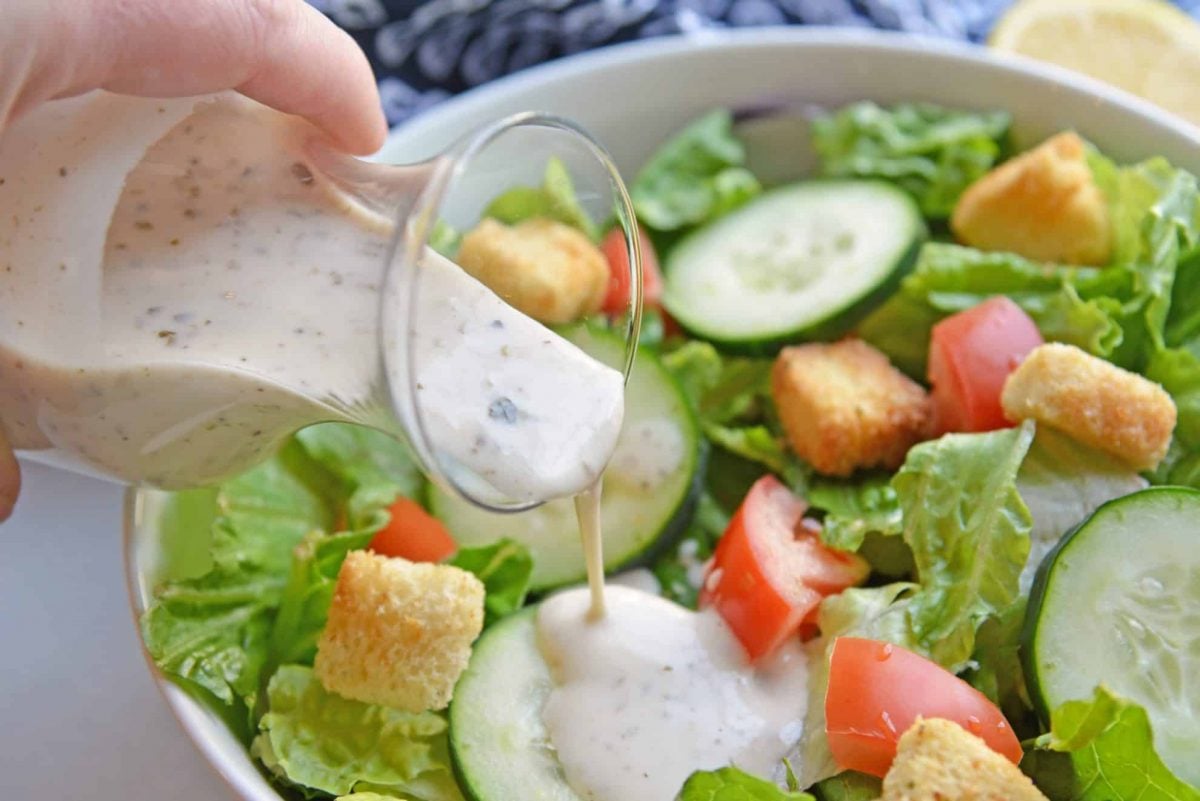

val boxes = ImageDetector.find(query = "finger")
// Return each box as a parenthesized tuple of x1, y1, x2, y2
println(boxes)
(235, 1, 388, 155)
(51, 0, 387, 154)
(0, 425, 20, 522)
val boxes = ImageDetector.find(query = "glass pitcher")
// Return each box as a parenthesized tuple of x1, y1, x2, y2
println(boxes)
(0, 91, 641, 512)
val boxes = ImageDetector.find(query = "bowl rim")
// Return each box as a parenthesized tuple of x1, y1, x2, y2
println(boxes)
(382, 26, 1200, 160)
(123, 25, 1200, 801)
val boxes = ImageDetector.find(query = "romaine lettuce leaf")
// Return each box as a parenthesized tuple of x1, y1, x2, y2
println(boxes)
(963, 600, 1032, 728)
(482, 156, 598, 239)
(702, 423, 789, 475)
(810, 771, 882, 801)
(140, 439, 339, 714)
(896, 422, 1035, 671)
(661, 340, 774, 426)
(140, 563, 278, 716)
(678, 766, 814, 801)
(630, 110, 761, 231)
(811, 102, 1011, 218)
(267, 528, 373, 671)
(1146, 347, 1200, 489)
(1092, 155, 1200, 368)
(446, 539, 533, 627)
(808, 473, 902, 553)
(295, 423, 423, 528)
(142, 424, 422, 719)
(253, 665, 462, 801)
(1024, 687, 1200, 801)
(860, 243, 1123, 377)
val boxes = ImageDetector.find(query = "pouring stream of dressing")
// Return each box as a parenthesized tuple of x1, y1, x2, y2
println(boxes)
(574, 481, 607, 619)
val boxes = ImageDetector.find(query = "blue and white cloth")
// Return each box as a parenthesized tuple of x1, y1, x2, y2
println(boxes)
(308, 0, 1200, 127)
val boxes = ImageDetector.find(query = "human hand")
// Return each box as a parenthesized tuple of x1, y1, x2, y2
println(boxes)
(1, 0, 386, 154)
(0, 426, 16, 522)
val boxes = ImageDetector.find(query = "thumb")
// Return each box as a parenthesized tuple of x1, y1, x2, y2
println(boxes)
(0, 424, 19, 522)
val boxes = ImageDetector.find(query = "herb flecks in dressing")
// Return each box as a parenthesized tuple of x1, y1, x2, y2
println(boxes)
(537, 586, 809, 801)
(0, 93, 625, 500)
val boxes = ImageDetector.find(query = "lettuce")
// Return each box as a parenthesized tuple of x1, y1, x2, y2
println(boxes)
(794, 421, 1033, 781)
(702, 423, 789, 475)
(141, 424, 422, 722)
(446, 539, 533, 627)
(811, 772, 883, 801)
(1023, 687, 1200, 801)
(253, 666, 462, 801)
(482, 156, 598, 239)
(897, 422, 1035, 671)
(140, 439, 342, 716)
(295, 420, 422, 527)
(808, 473, 902, 553)
(630, 110, 761, 231)
(1146, 347, 1200, 489)
(811, 102, 1011, 218)
(678, 766, 814, 801)
(860, 244, 1123, 377)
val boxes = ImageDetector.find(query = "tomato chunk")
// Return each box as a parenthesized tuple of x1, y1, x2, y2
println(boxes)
(700, 476, 868, 661)
(368, 497, 457, 562)
(825, 637, 1023, 777)
(928, 296, 1043, 434)
(600, 225, 662, 315)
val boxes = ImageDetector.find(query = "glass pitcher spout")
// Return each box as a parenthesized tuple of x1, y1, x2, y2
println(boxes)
(0, 91, 641, 511)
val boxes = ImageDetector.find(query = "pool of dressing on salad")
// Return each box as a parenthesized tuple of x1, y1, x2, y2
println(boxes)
(547, 496, 809, 800)
(0, 94, 624, 501)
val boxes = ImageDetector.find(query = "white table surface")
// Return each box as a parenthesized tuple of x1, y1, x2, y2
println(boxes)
(1, 461, 234, 799)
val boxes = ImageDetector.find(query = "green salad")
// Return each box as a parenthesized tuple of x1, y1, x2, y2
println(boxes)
(140, 101, 1200, 801)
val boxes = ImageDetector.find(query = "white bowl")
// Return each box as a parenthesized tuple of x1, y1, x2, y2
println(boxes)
(125, 28, 1200, 801)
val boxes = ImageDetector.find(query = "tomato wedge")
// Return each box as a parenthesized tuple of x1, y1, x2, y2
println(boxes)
(700, 476, 868, 661)
(825, 637, 1023, 777)
(928, 296, 1043, 434)
(600, 225, 662, 315)
(368, 497, 457, 563)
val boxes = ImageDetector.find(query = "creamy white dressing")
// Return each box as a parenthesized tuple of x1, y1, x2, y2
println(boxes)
(538, 586, 809, 801)
(0, 93, 623, 500)
(574, 481, 607, 619)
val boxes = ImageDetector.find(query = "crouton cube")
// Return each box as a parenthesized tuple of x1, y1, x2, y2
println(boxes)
(951, 132, 1111, 265)
(456, 217, 608, 324)
(314, 550, 484, 713)
(882, 718, 1048, 801)
(1001, 343, 1176, 470)
(772, 339, 932, 476)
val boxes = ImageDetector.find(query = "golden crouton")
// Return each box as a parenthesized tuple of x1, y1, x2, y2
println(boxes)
(951, 132, 1111, 265)
(772, 339, 932, 476)
(1001, 343, 1176, 470)
(314, 550, 484, 713)
(882, 718, 1047, 801)
(456, 216, 608, 324)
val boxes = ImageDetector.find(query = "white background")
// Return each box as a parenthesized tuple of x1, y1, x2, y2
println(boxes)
(1, 462, 234, 799)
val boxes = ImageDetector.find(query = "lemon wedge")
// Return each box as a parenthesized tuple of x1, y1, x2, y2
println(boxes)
(990, 0, 1200, 128)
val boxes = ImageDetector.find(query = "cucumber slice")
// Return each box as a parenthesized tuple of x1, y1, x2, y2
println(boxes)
(449, 608, 579, 801)
(1023, 487, 1200, 786)
(662, 180, 924, 351)
(430, 325, 702, 592)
